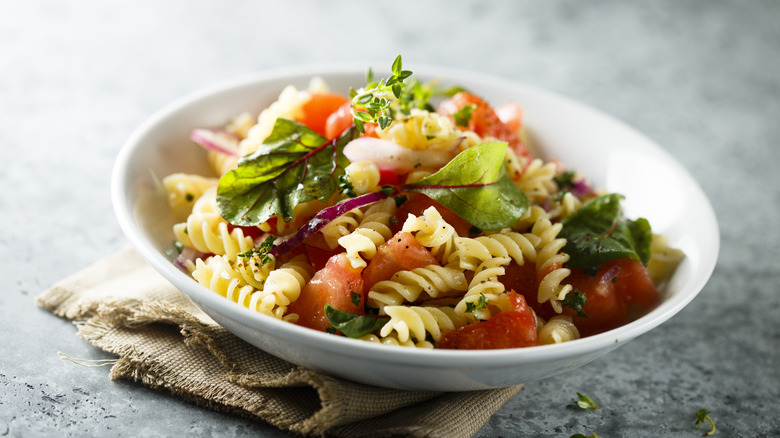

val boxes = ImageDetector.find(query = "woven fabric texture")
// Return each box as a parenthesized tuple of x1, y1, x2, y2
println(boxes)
(36, 248, 521, 437)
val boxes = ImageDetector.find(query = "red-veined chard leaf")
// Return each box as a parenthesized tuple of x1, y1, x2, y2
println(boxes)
(217, 119, 358, 226)
(405, 142, 528, 230)
(324, 304, 390, 338)
(560, 193, 652, 270)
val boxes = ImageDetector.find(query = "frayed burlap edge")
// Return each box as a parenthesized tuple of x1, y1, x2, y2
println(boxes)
(36, 247, 522, 437)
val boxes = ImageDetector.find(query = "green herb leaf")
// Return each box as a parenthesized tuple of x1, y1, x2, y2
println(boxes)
(560, 194, 652, 269)
(465, 293, 488, 313)
(562, 290, 588, 318)
(452, 104, 475, 127)
(350, 290, 361, 306)
(695, 409, 716, 435)
(405, 142, 528, 230)
(216, 119, 358, 226)
(238, 235, 276, 265)
(576, 392, 599, 410)
(325, 304, 390, 338)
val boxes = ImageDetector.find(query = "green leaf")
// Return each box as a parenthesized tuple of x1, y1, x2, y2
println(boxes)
(562, 290, 588, 318)
(405, 142, 528, 230)
(217, 119, 358, 226)
(391, 54, 402, 74)
(452, 104, 475, 127)
(695, 409, 716, 435)
(465, 293, 487, 313)
(576, 392, 599, 410)
(560, 194, 652, 270)
(325, 304, 390, 338)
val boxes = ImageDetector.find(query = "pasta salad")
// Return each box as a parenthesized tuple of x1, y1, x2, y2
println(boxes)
(164, 56, 684, 349)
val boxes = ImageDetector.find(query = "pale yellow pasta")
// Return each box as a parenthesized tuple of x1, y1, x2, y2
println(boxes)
(192, 255, 258, 308)
(402, 206, 457, 263)
(404, 166, 436, 184)
(249, 255, 313, 322)
(454, 256, 510, 320)
(367, 264, 468, 312)
(547, 191, 583, 221)
(320, 208, 365, 250)
(450, 231, 540, 271)
(173, 203, 255, 264)
(515, 158, 558, 203)
(234, 253, 276, 289)
(162, 173, 218, 221)
(344, 161, 381, 195)
(338, 198, 396, 268)
(379, 305, 471, 343)
(517, 206, 573, 313)
(646, 233, 685, 287)
(377, 108, 463, 151)
(538, 315, 581, 344)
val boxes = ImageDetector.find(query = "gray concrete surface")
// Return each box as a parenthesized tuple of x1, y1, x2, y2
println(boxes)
(2, 1, 778, 436)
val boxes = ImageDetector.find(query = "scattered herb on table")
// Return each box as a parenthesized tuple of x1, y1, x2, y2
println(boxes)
(695, 409, 716, 436)
(576, 392, 599, 410)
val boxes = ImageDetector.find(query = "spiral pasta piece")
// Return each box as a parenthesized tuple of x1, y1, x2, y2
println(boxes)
(344, 161, 381, 195)
(173, 190, 255, 263)
(547, 191, 583, 221)
(402, 206, 458, 263)
(162, 173, 219, 220)
(538, 315, 580, 344)
(377, 108, 463, 151)
(234, 253, 276, 289)
(192, 255, 258, 309)
(249, 256, 314, 321)
(454, 257, 510, 320)
(379, 305, 472, 343)
(450, 231, 540, 271)
(338, 198, 396, 268)
(515, 158, 558, 203)
(367, 264, 468, 312)
(320, 207, 365, 250)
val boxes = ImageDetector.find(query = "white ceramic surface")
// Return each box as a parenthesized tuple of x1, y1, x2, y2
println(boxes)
(112, 64, 719, 391)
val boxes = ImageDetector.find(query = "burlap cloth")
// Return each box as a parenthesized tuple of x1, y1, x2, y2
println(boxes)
(36, 247, 522, 437)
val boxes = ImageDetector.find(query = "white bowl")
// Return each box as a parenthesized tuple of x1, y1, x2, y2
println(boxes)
(112, 64, 719, 391)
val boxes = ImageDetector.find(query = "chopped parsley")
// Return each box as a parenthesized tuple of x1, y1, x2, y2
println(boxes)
(562, 290, 588, 318)
(465, 293, 488, 313)
(238, 235, 276, 265)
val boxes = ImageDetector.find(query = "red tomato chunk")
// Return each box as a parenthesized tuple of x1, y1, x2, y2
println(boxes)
(564, 258, 660, 337)
(439, 292, 538, 350)
(288, 253, 364, 332)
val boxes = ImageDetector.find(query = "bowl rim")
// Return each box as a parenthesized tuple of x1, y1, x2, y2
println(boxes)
(111, 63, 720, 369)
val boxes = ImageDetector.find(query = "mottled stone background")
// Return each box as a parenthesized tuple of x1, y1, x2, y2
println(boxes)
(2, 1, 778, 436)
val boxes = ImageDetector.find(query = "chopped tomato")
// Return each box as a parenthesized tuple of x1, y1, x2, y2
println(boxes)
(437, 92, 533, 163)
(324, 101, 354, 140)
(288, 253, 364, 332)
(495, 102, 524, 133)
(499, 260, 563, 321)
(299, 93, 350, 138)
(378, 168, 401, 186)
(389, 193, 473, 236)
(324, 102, 381, 140)
(564, 258, 659, 336)
(361, 231, 439, 292)
(439, 293, 537, 350)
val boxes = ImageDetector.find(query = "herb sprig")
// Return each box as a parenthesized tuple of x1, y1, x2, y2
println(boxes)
(350, 55, 413, 132)
(695, 409, 716, 436)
